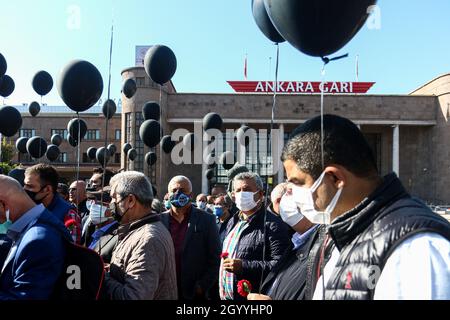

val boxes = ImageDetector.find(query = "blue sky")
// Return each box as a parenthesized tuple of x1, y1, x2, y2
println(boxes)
(1, 0, 450, 106)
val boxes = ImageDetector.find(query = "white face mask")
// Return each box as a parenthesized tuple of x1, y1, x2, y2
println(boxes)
(197, 201, 207, 210)
(291, 171, 342, 225)
(235, 191, 260, 212)
(279, 192, 304, 227)
(89, 202, 112, 226)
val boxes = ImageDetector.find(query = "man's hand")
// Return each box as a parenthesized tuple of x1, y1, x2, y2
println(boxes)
(247, 293, 272, 300)
(223, 258, 243, 274)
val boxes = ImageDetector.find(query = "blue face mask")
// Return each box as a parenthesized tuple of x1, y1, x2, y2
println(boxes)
(213, 205, 224, 218)
(170, 191, 191, 208)
(0, 210, 12, 235)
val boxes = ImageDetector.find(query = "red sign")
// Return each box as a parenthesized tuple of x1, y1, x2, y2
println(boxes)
(227, 81, 375, 94)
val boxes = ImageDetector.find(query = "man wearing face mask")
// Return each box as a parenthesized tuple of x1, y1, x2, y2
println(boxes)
(282, 114, 450, 300)
(24, 164, 81, 244)
(161, 176, 221, 300)
(104, 171, 177, 300)
(247, 187, 320, 300)
(0, 175, 70, 299)
(219, 172, 290, 300)
(213, 195, 233, 245)
(195, 194, 209, 212)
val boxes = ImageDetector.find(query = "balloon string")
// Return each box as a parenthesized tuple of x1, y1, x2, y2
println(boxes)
(76, 112, 81, 219)
(259, 43, 280, 294)
(158, 85, 163, 197)
(99, 13, 115, 230)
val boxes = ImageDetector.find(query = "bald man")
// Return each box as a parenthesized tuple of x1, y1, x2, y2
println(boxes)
(160, 175, 220, 300)
(270, 183, 289, 215)
(0, 175, 71, 300)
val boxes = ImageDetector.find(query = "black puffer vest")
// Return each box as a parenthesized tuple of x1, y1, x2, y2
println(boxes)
(324, 173, 450, 300)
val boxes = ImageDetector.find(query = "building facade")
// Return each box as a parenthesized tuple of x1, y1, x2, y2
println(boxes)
(9, 105, 122, 183)
(121, 67, 450, 204)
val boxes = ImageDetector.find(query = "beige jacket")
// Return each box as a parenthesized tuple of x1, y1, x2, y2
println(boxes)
(105, 214, 178, 300)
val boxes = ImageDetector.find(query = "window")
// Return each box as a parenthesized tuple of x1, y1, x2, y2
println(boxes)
(115, 129, 121, 141)
(20, 129, 36, 138)
(215, 131, 237, 184)
(51, 129, 68, 139)
(55, 153, 68, 164)
(136, 77, 145, 87)
(86, 129, 100, 140)
(134, 112, 144, 172)
(125, 113, 132, 170)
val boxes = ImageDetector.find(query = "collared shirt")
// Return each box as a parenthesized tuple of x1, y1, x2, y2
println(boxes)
(3, 204, 45, 272)
(291, 225, 319, 250)
(88, 221, 118, 249)
(169, 207, 191, 285)
(313, 232, 450, 300)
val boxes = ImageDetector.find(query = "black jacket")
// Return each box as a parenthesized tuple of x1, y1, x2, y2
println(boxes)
(261, 226, 320, 300)
(161, 206, 221, 300)
(224, 206, 291, 299)
(324, 173, 450, 300)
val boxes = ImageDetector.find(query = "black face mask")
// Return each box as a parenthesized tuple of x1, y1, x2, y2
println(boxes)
(109, 197, 129, 223)
(25, 186, 46, 205)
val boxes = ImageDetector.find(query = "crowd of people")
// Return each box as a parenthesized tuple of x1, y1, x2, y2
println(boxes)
(0, 114, 449, 300)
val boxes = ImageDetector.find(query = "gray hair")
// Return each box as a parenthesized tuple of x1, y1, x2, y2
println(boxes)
(233, 172, 264, 191)
(110, 171, 153, 207)
(168, 175, 192, 193)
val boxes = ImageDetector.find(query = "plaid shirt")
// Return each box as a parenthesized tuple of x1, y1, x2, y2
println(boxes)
(64, 208, 82, 244)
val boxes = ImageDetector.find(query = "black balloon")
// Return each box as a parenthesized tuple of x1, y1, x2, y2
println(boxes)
(127, 148, 137, 161)
(67, 134, 78, 147)
(67, 118, 87, 141)
(161, 135, 176, 154)
(46, 144, 60, 162)
(96, 147, 110, 166)
(0, 53, 6, 78)
(205, 153, 217, 169)
(0, 106, 22, 137)
(183, 133, 196, 152)
(57, 60, 104, 112)
(139, 120, 161, 148)
(145, 152, 157, 166)
(26, 136, 47, 159)
(0, 75, 15, 97)
(107, 144, 117, 156)
(220, 151, 235, 170)
(8, 168, 25, 186)
(87, 147, 97, 160)
(205, 168, 215, 181)
(32, 70, 53, 96)
(144, 45, 177, 85)
(102, 99, 116, 119)
(203, 113, 223, 131)
(123, 143, 132, 155)
(29, 101, 40, 117)
(122, 78, 137, 99)
(51, 134, 63, 146)
(252, 0, 285, 43)
(16, 137, 29, 154)
(264, 0, 377, 57)
(237, 125, 256, 146)
(142, 101, 160, 121)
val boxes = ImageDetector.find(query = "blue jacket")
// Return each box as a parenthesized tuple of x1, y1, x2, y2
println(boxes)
(48, 193, 75, 222)
(0, 207, 71, 300)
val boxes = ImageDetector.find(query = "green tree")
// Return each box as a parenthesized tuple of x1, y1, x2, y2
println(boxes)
(0, 138, 16, 174)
